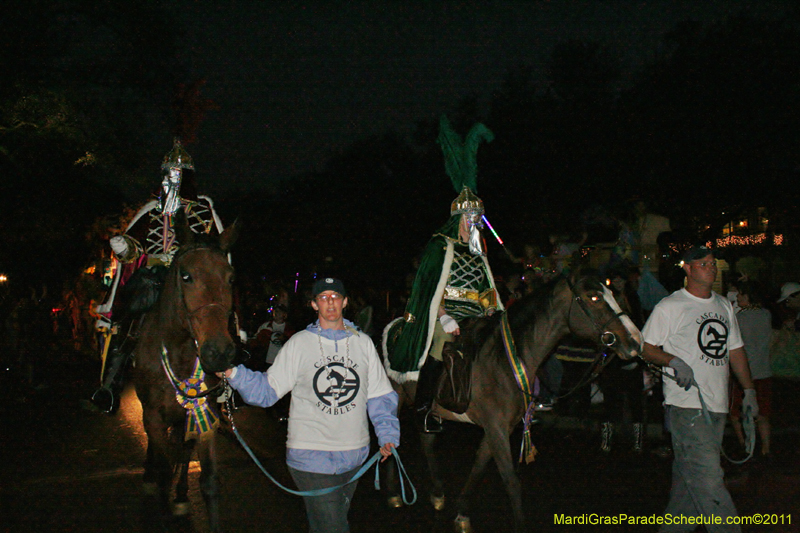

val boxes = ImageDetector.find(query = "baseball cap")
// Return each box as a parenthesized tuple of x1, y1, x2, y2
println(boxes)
(777, 281, 800, 303)
(682, 245, 715, 264)
(311, 277, 347, 298)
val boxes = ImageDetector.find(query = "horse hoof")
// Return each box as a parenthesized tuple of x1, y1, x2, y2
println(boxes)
(454, 514, 472, 533)
(141, 482, 158, 496)
(387, 495, 404, 508)
(430, 494, 446, 511)
(172, 501, 191, 516)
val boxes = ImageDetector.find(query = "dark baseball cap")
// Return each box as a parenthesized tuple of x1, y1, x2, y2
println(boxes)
(682, 245, 715, 263)
(311, 277, 347, 297)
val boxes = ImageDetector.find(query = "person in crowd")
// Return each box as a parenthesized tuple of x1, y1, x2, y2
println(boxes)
(217, 278, 399, 533)
(729, 280, 772, 458)
(776, 281, 800, 331)
(641, 245, 758, 531)
(249, 304, 295, 369)
(545, 232, 587, 281)
(770, 281, 800, 380)
(89, 139, 226, 413)
(386, 116, 501, 433)
(598, 268, 647, 453)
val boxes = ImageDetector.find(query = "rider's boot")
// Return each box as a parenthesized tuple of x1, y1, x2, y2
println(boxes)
(415, 357, 444, 433)
(90, 346, 128, 414)
(600, 421, 614, 453)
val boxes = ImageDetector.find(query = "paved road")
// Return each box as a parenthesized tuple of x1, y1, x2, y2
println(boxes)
(3, 349, 799, 532)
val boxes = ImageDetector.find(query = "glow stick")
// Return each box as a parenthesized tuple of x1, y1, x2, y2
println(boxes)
(482, 215, 504, 246)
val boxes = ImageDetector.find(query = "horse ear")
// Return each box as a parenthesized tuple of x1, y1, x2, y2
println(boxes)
(173, 207, 195, 248)
(219, 217, 241, 253)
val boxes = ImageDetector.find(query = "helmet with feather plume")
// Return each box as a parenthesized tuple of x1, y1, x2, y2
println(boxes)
(437, 115, 494, 216)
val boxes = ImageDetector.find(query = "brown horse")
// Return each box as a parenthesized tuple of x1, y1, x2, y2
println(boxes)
(383, 271, 643, 533)
(132, 210, 239, 532)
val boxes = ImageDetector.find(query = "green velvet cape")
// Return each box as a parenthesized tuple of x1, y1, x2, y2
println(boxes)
(386, 216, 503, 380)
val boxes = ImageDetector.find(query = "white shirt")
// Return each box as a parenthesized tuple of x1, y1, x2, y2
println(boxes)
(267, 329, 394, 452)
(642, 289, 743, 412)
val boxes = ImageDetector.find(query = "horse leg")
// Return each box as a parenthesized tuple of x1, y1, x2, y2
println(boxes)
(483, 424, 525, 533)
(141, 411, 174, 516)
(173, 439, 195, 516)
(196, 435, 222, 533)
(383, 452, 404, 508)
(453, 433, 494, 531)
(419, 431, 446, 510)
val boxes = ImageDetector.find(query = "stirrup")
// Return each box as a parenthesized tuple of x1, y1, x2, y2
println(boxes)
(90, 387, 117, 414)
(423, 411, 443, 434)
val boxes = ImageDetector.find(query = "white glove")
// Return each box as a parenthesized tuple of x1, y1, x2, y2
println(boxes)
(667, 357, 695, 390)
(439, 314, 459, 334)
(742, 388, 760, 419)
(238, 329, 248, 343)
(110, 236, 129, 256)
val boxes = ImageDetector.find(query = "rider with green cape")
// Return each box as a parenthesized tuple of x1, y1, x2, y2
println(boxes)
(385, 115, 503, 433)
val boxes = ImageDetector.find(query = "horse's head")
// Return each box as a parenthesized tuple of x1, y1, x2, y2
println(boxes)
(565, 273, 643, 360)
(171, 209, 241, 374)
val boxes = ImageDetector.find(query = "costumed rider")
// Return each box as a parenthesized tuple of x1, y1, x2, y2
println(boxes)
(387, 115, 503, 433)
(90, 138, 227, 413)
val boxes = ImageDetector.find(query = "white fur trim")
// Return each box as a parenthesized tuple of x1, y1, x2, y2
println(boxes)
(417, 240, 455, 369)
(382, 317, 419, 383)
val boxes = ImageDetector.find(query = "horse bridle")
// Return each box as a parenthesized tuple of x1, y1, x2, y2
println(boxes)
(565, 276, 629, 349)
(170, 246, 233, 398)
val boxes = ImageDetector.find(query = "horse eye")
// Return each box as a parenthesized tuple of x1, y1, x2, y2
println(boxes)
(181, 271, 193, 283)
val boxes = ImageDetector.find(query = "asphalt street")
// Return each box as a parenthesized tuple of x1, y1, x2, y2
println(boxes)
(2, 349, 799, 532)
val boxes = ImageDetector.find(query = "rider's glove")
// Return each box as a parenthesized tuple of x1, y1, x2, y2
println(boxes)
(110, 235, 129, 257)
(667, 357, 695, 390)
(439, 314, 459, 334)
(742, 388, 760, 419)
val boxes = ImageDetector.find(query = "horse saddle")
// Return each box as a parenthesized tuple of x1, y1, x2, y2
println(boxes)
(434, 317, 490, 415)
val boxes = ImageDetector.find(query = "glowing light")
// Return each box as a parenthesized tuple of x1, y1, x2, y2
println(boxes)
(714, 233, 784, 247)
(0, 274, 7, 283)
(84, 265, 96, 275)
(481, 215, 504, 245)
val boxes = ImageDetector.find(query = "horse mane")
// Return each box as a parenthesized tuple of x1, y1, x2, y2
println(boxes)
(490, 270, 606, 361)
(506, 280, 559, 333)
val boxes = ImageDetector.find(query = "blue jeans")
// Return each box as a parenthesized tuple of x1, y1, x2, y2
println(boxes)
(660, 406, 740, 533)
(289, 466, 360, 533)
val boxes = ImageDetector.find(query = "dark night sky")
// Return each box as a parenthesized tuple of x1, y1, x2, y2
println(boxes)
(175, 1, 790, 195)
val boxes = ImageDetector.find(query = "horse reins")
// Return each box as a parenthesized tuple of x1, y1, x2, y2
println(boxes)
(555, 276, 631, 399)
(565, 276, 629, 349)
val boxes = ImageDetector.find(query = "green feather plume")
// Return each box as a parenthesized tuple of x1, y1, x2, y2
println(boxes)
(437, 115, 494, 194)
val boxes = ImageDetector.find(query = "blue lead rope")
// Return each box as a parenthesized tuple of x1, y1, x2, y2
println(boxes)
(222, 385, 416, 503)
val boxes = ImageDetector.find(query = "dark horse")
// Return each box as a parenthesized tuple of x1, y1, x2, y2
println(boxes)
(383, 272, 643, 533)
(132, 210, 239, 532)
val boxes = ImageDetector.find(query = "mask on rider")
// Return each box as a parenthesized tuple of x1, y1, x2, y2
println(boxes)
(465, 213, 485, 256)
(161, 167, 183, 215)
